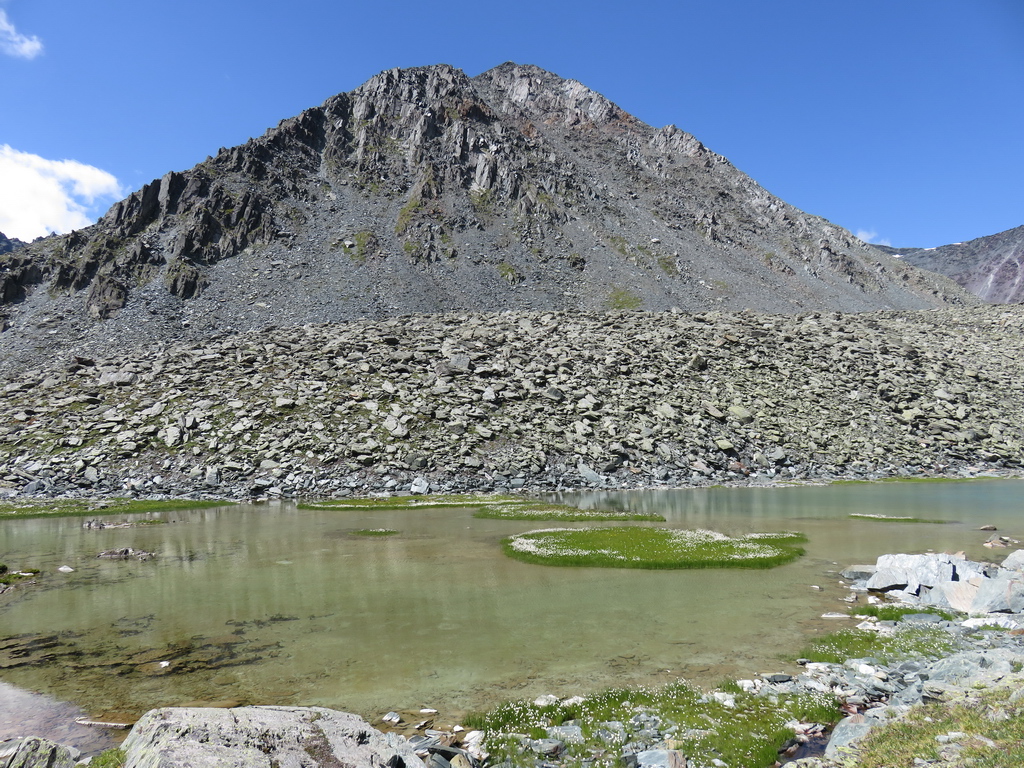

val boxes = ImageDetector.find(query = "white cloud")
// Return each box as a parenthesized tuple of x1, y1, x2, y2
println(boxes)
(0, 8, 43, 59)
(0, 145, 124, 241)
(855, 229, 891, 247)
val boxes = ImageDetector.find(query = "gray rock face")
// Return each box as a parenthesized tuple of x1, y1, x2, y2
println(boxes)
(120, 706, 421, 768)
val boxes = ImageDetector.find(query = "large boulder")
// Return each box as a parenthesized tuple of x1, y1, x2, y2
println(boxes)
(865, 553, 985, 594)
(120, 706, 421, 768)
(866, 554, 953, 593)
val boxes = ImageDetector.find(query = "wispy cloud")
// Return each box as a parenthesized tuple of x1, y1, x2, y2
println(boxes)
(0, 7, 43, 59)
(855, 229, 891, 247)
(0, 145, 124, 241)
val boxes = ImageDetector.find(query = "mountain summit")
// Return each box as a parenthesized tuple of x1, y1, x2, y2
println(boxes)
(0, 63, 972, 367)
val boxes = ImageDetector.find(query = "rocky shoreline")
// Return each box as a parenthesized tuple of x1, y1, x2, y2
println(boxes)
(2, 305, 1023, 502)
(3, 548, 1023, 768)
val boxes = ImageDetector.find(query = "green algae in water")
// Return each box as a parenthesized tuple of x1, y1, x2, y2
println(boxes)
(351, 529, 400, 536)
(503, 527, 806, 569)
(0, 498, 231, 520)
(474, 502, 664, 522)
(297, 493, 520, 510)
(848, 513, 948, 524)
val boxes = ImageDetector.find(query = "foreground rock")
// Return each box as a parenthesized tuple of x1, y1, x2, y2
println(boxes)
(1, 305, 1022, 501)
(119, 706, 420, 768)
(0, 736, 80, 768)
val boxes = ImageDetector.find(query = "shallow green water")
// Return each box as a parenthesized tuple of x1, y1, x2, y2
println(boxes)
(1, 479, 1021, 733)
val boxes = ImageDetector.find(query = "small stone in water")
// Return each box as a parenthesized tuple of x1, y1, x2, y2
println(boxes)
(58, 565, 74, 573)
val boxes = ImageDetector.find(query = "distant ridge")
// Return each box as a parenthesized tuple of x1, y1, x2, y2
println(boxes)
(877, 224, 1024, 304)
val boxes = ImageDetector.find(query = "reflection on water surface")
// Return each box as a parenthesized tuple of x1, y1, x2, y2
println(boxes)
(1, 479, 1021, 740)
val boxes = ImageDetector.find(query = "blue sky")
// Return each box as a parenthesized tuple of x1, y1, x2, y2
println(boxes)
(1, 0, 1021, 247)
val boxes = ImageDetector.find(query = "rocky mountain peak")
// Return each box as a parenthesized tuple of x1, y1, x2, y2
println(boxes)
(473, 62, 639, 132)
(0, 62, 976, 372)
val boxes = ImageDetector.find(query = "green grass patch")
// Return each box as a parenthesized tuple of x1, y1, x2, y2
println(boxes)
(0, 498, 230, 520)
(851, 686, 1024, 768)
(606, 286, 642, 310)
(297, 494, 522, 511)
(798, 626, 960, 665)
(830, 476, 1003, 487)
(351, 528, 400, 537)
(849, 513, 948, 524)
(461, 680, 838, 768)
(851, 605, 957, 622)
(89, 748, 127, 768)
(503, 527, 806, 569)
(474, 502, 664, 522)
(0, 565, 41, 585)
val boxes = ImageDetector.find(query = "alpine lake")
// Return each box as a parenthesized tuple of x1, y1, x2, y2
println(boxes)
(1, 479, 1022, 752)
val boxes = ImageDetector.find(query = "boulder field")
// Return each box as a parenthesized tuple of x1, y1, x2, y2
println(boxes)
(1, 305, 1022, 500)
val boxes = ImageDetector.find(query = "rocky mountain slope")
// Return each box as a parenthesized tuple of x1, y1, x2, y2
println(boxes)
(2, 305, 1020, 500)
(877, 225, 1024, 304)
(0, 63, 973, 373)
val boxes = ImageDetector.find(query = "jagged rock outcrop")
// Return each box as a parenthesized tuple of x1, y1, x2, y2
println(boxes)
(0, 63, 974, 373)
(878, 224, 1024, 304)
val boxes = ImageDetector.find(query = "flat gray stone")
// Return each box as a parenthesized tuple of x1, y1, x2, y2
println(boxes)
(120, 706, 421, 768)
